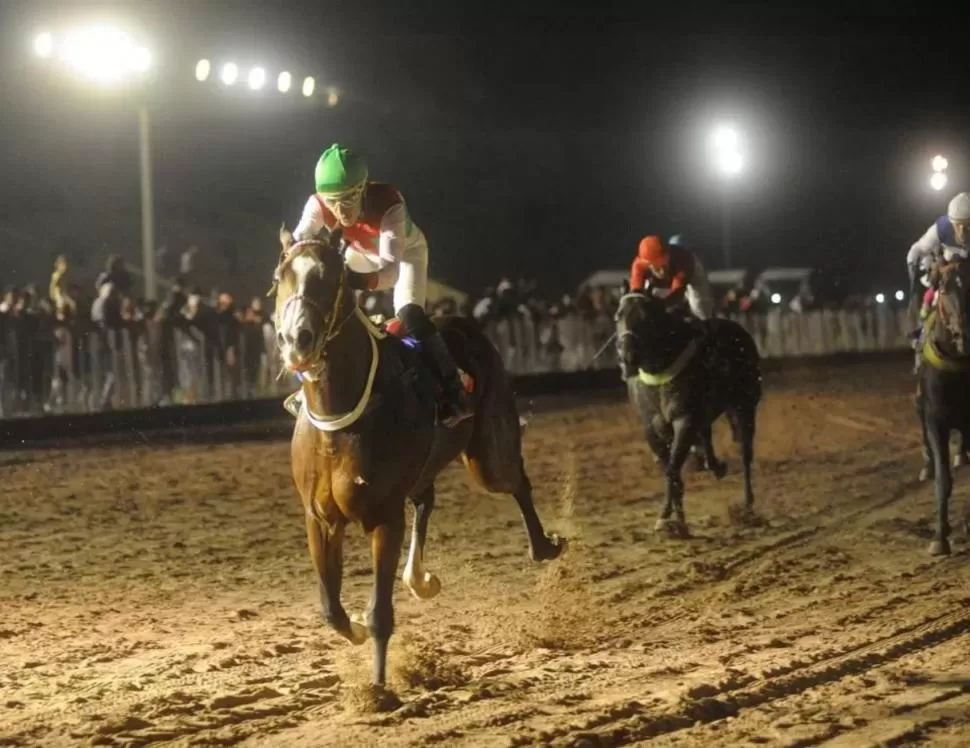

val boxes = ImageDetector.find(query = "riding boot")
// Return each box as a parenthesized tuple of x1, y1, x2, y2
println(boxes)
(421, 330, 473, 427)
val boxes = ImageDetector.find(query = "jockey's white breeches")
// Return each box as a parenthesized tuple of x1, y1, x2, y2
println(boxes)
(686, 256, 715, 319)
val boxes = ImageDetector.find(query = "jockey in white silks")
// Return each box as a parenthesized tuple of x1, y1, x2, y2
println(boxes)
(286, 143, 472, 427)
(907, 192, 970, 372)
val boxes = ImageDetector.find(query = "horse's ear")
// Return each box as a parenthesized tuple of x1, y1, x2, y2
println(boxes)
(280, 222, 294, 250)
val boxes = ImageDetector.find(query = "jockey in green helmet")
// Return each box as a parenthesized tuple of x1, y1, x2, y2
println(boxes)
(285, 143, 472, 427)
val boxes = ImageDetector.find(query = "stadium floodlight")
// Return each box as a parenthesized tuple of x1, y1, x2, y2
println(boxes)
(32, 23, 158, 299)
(248, 66, 266, 90)
(930, 172, 948, 191)
(712, 125, 739, 153)
(932, 155, 948, 173)
(195, 59, 211, 82)
(895, 290, 905, 301)
(58, 24, 152, 85)
(34, 32, 54, 58)
(302, 75, 315, 97)
(277, 71, 292, 93)
(220, 61, 238, 85)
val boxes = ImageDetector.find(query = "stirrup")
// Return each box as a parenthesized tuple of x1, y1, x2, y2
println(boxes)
(284, 390, 303, 417)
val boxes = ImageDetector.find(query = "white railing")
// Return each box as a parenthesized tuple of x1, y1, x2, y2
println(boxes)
(480, 307, 912, 374)
(0, 308, 911, 418)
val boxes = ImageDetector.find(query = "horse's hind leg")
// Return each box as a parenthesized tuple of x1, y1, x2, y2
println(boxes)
(366, 516, 405, 686)
(510, 461, 566, 561)
(698, 422, 728, 479)
(926, 418, 953, 556)
(953, 428, 970, 469)
(643, 418, 671, 471)
(304, 515, 368, 645)
(403, 484, 441, 600)
(464, 449, 564, 562)
(730, 405, 757, 520)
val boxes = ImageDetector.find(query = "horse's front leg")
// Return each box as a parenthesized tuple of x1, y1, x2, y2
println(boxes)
(643, 416, 671, 473)
(304, 514, 367, 645)
(655, 416, 696, 538)
(367, 514, 406, 687)
(403, 484, 441, 599)
(916, 384, 934, 482)
(926, 417, 953, 556)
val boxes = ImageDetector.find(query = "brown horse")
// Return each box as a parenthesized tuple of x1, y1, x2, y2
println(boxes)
(271, 224, 565, 689)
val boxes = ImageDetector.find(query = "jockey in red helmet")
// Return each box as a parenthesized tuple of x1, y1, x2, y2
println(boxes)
(629, 235, 715, 320)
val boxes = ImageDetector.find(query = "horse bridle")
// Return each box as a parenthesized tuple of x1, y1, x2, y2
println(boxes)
(276, 239, 355, 373)
(614, 291, 649, 347)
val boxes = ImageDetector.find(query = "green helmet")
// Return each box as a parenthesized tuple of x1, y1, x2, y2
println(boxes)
(314, 143, 368, 194)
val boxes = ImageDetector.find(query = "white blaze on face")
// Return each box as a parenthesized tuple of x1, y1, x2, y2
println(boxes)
(278, 253, 321, 370)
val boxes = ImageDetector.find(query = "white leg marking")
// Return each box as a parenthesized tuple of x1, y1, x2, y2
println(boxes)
(403, 525, 441, 600)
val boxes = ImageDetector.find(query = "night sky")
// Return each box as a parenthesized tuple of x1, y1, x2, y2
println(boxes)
(0, 1, 966, 298)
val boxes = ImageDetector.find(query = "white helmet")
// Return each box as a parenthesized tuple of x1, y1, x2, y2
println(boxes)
(947, 192, 970, 222)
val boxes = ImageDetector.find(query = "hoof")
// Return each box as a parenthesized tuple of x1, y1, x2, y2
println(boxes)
(348, 615, 370, 645)
(367, 684, 403, 712)
(690, 452, 706, 471)
(928, 539, 951, 557)
(919, 464, 934, 482)
(954, 452, 969, 469)
(728, 503, 761, 527)
(530, 533, 567, 562)
(710, 459, 728, 480)
(405, 571, 442, 601)
(655, 518, 689, 538)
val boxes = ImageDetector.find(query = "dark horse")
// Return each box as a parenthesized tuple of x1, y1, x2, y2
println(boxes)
(270, 224, 564, 690)
(614, 288, 762, 536)
(915, 258, 970, 555)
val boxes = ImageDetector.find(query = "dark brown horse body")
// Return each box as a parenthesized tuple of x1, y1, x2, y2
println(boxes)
(273, 226, 564, 689)
(615, 290, 762, 537)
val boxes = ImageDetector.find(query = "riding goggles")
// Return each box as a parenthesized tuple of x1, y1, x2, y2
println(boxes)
(320, 183, 365, 210)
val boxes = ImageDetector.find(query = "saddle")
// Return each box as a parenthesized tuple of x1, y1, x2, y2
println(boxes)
(372, 315, 475, 419)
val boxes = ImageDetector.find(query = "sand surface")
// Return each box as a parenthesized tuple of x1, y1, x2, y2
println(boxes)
(3, 363, 970, 747)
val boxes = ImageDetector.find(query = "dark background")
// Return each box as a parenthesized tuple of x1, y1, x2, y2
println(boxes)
(0, 1, 964, 298)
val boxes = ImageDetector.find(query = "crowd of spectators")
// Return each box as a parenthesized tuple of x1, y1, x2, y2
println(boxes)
(1, 254, 908, 418)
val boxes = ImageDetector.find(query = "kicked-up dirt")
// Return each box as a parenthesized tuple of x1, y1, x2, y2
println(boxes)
(2, 361, 970, 747)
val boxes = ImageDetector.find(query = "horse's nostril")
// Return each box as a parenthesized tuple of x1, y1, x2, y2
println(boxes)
(296, 328, 314, 351)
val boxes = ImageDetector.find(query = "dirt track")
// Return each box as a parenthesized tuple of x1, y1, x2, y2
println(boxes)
(3, 362, 970, 748)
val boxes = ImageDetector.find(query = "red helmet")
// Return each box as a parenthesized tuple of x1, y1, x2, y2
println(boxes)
(638, 235, 668, 268)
